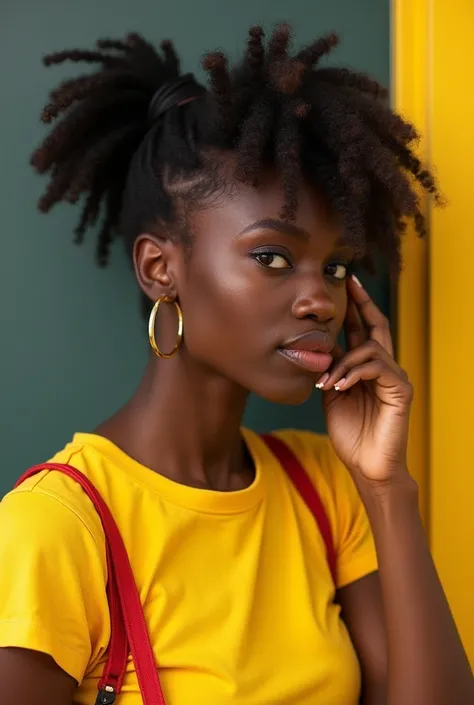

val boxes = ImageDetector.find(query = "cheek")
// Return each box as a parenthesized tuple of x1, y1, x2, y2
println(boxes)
(178, 250, 260, 361)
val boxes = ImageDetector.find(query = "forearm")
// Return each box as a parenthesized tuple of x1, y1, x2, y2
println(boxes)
(361, 474, 473, 705)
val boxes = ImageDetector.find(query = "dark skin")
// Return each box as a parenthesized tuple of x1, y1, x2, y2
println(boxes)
(1, 169, 472, 705)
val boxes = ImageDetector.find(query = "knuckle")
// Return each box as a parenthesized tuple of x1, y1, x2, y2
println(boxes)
(367, 339, 381, 353)
(400, 368, 410, 382)
(392, 368, 413, 398)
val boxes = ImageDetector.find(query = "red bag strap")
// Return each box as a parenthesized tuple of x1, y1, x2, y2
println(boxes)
(260, 434, 337, 585)
(15, 464, 167, 705)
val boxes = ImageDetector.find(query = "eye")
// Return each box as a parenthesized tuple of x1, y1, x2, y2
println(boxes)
(325, 262, 348, 281)
(254, 252, 292, 269)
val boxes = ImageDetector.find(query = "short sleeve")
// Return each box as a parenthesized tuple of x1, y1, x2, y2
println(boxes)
(275, 430, 378, 590)
(324, 441, 378, 589)
(0, 487, 109, 684)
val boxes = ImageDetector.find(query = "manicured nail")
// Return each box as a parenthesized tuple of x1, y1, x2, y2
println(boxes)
(334, 378, 346, 391)
(351, 274, 363, 288)
(315, 373, 330, 389)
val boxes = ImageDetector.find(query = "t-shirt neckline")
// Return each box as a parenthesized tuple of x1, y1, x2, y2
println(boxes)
(71, 428, 269, 514)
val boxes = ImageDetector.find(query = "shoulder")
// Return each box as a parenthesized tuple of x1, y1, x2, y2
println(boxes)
(0, 439, 111, 683)
(269, 430, 378, 587)
(267, 429, 368, 517)
(246, 427, 352, 503)
(2, 438, 105, 557)
(268, 429, 350, 496)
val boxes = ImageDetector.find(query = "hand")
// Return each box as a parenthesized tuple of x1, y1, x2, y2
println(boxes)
(318, 275, 413, 487)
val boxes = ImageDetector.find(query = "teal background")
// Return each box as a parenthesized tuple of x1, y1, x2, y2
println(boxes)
(0, 0, 390, 494)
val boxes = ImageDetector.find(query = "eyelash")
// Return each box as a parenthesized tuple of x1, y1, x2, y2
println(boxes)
(252, 250, 352, 281)
(252, 250, 292, 270)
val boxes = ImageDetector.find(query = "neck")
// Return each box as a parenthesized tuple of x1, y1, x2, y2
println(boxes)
(96, 351, 252, 491)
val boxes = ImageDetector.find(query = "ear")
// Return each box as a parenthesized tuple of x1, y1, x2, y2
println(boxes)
(133, 233, 181, 303)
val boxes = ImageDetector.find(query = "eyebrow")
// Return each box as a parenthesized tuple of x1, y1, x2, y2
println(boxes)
(238, 218, 310, 240)
(238, 217, 350, 250)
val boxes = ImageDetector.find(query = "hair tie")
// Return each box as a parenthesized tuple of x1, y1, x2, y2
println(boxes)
(147, 74, 205, 124)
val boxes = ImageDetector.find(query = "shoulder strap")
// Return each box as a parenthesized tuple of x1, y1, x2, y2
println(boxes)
(15, 464, 167, 705)
(260, 434, 337, 586)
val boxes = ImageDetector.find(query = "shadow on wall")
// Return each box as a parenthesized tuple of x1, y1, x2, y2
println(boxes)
(0, 0, 390, 493)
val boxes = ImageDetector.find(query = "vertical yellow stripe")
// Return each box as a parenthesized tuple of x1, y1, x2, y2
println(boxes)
(394, 0, 474, 664)
(429, 0, 474, 665)
(392, 0, 430, 525)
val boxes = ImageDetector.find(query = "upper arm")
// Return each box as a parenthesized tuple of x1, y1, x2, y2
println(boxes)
(0, 648, 77, 705)
(0, 487, 109, 685)
(328, 447, 378, 590)
(338, 572, 387, 705)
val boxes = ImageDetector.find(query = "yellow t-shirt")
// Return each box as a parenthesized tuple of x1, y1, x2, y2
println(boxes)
(0, 429, 377, 705)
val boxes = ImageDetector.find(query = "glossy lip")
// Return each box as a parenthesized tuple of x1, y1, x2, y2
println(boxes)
(280, 330, 334, 355)
(278, 331, 335, 374)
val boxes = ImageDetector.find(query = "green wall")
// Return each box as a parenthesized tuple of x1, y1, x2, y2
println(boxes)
(0, 1, 390, 494)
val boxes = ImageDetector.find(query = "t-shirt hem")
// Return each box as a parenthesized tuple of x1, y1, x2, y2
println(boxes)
(0, 618, 87, 684)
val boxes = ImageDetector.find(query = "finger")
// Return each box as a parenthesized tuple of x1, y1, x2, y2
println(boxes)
(348, 275, 394, 357)
(319, 340, 400, 391)
(314, 343, 344, 389)
(344, 297, 366, 350)
(332, 359, 405, 392)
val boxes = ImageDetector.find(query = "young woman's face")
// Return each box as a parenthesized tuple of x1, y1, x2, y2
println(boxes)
(164, 171, 353, 405)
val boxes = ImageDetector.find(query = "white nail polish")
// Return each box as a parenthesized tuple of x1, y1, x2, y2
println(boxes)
(352, 274, 363, 287)
(315, 382, 324, 389)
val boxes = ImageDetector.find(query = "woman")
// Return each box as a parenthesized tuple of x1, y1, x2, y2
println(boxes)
(0, 24, 472, 705)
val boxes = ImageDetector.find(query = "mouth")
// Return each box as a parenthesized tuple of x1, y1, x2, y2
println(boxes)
(278, 348, 333, 373)
(278, 331, 334, 374)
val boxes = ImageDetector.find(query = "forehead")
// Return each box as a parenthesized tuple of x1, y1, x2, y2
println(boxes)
(191, 166, 343, 247)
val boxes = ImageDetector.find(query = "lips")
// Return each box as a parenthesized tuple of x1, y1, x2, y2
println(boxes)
(279, 331, 334, 374)
(282, 331, 333, 354)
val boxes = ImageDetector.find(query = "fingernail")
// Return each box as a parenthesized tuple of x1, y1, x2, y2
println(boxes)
(315, 373, 330, 389)
(351, 274, 363, 288)
(334, 378, 346, 391)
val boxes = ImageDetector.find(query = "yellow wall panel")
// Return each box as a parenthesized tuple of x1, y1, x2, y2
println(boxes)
(394, 0, 474, 664)
(393, 0, 430, 524)
(429, 0, 474, 665)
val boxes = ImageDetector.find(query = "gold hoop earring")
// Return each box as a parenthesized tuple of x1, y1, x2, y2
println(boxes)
(148, 296, 183, 359)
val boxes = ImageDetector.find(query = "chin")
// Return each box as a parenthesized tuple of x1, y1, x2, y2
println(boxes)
(254, 376, 315, 406)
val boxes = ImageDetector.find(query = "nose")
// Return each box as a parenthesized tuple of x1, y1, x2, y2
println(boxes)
(291, 273, 337, 324)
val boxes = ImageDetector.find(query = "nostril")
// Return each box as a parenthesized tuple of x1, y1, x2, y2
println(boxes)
(292, 283, 337, 322)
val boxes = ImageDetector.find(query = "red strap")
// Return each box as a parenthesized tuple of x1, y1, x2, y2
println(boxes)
(260, 435, 337, 585)
(15, 464, 166, 705)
